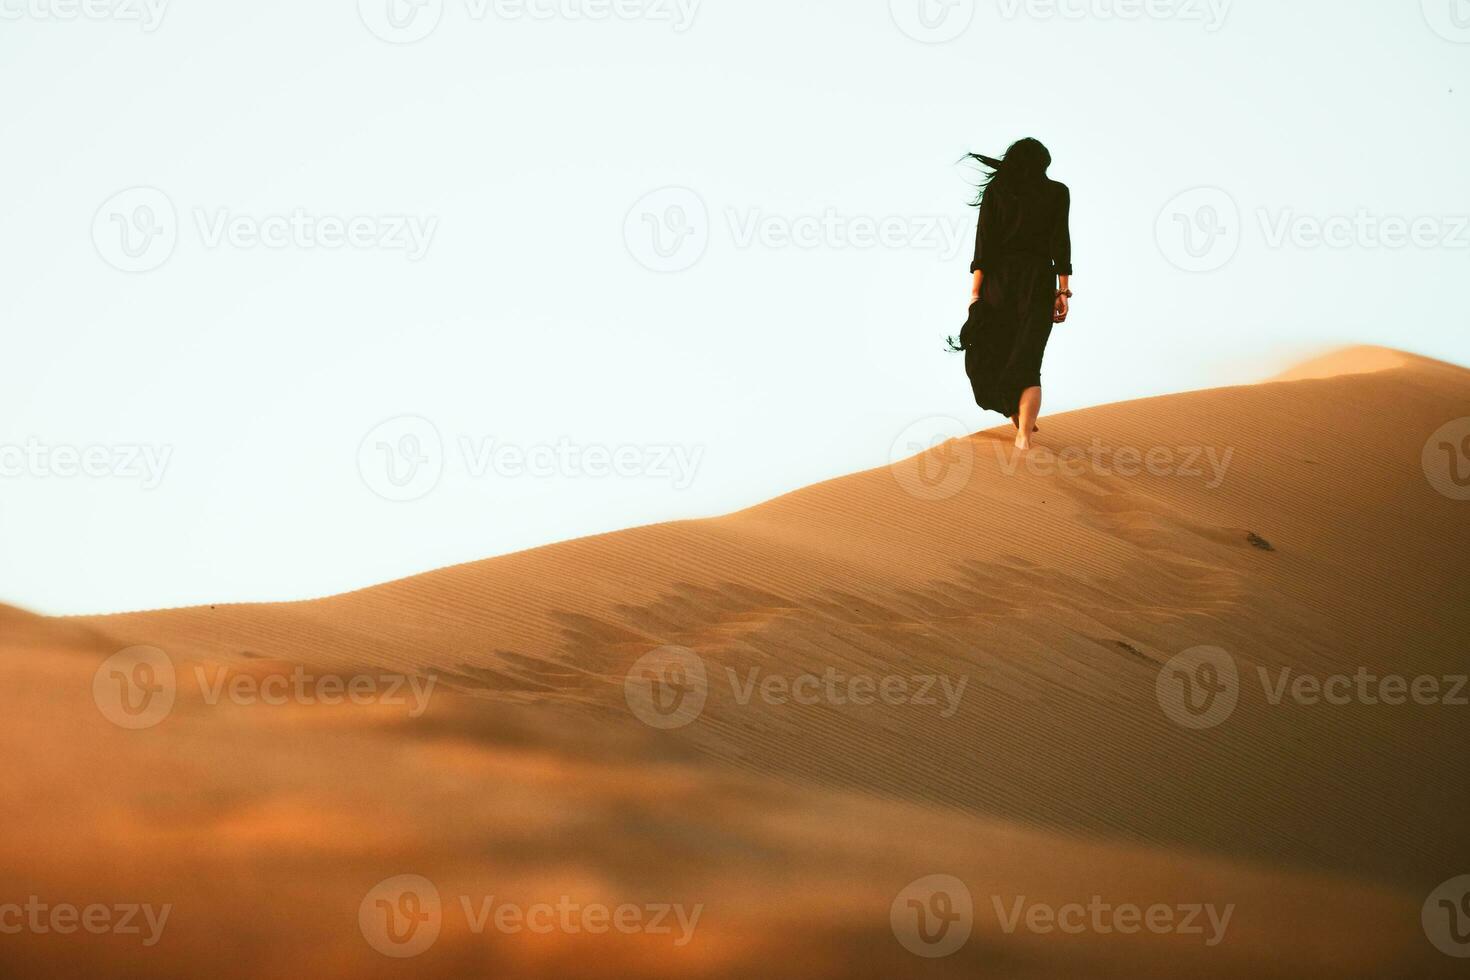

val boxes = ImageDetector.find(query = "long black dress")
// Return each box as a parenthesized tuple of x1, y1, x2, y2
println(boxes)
(957, 178, 1072, 419)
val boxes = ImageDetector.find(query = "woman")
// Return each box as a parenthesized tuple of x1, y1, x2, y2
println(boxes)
(948, 138, 1072, 451)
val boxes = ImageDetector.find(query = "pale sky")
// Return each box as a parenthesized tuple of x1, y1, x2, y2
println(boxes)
(2, 0, 1467, 614)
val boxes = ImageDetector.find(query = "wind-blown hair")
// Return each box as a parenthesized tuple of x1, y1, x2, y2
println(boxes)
(965, 137, 1052, 206)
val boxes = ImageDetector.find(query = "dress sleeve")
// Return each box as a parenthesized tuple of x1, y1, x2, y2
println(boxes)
(970, 195, 993, 274)
(1051, 183, 1073, 276)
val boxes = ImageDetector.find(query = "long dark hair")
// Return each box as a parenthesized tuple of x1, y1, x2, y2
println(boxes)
(965, 137, 1052, 206)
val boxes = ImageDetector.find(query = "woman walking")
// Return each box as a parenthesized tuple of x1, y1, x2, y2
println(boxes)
(949, 138, 1073, 451)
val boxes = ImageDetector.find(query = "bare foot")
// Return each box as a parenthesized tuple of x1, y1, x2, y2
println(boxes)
(1014, 433, 1033, 451)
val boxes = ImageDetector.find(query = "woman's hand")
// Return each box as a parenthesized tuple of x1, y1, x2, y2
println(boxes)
(1054, 274, 1071, 323)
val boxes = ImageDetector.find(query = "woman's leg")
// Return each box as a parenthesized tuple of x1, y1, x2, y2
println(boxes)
(1015, 386, 1042, 450)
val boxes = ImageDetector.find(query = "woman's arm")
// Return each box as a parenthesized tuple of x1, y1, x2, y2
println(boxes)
(969, 194, 992, 303)
(1051, 184, 1072, 277)
(1052, 185, 1073, 323)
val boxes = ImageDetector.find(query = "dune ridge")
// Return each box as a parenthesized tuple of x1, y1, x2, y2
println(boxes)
(4, 346, 1467, 977)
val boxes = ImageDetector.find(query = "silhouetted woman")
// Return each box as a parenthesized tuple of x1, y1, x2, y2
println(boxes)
(948, 138, 1072, 451)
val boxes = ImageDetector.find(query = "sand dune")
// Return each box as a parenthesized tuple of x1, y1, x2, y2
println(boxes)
(3, 346, 1467, 977)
